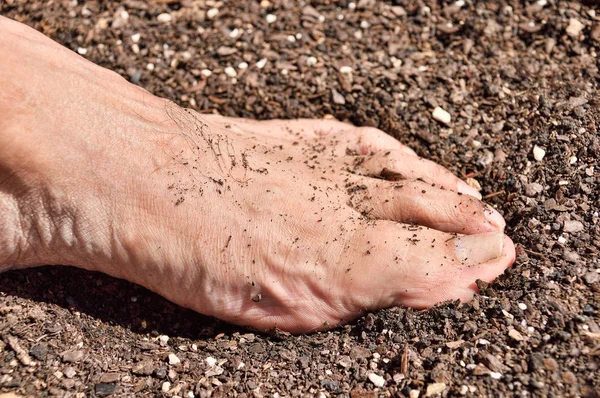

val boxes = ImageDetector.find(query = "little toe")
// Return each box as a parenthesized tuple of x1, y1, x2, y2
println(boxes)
(352, 149, 482, 199)
(336, 127, 417, 156)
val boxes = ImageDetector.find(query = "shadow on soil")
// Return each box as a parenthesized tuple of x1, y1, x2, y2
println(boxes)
(0, 265, 243, 339)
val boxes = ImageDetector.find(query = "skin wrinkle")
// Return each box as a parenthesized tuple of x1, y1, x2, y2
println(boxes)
(0, 16, 517, 332)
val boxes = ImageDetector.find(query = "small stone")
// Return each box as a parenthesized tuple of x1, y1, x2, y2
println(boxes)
(224, 66, 237, 78)
(256, 58, 268, 69)
(266, 14, 277, 24)
(162, 381, 171, 393)
(426, 382, 446, 396)
(481, 353, 503, 372)
(29, 344, 48, 361)
(563, 220, 584, 233)
(206, 357, 217, 367)
(566, 18, 585, 38)
(154, 366, 167, 379)
(508, 329, 524, 341)
(77, 47, 87, 55)
(159, 335, 169, 346)
(132, 360, 154, 376)
(562, 371, 577, 384)
(332, 89, 346, 105)
(95, 383, 117, 396)
(490, 372, 502, 380)
(360, 20, 371, 29)
(533, 145, 546, 161)
(206, 8, 219, 19)
(64, 367, 76, 378)
(367, 372, 385, 387)
(62, 350, 85, 363)
(201, 69, 212, 77)
(238, 62, 249, 70)
(168, 353, 181, 365)
(157, 13, 172, 23)
(306, 56, 317, 66)
(563, 250, 580, 263)
(409, 390, 421, 398)
(543, 358, 559, 371)
(584, 271, 599, 285)
(432, 107, 451, 125)
(340, 65, 353, 74)
(146, 63, 155, 71)
(518, 303, 528, 311)
(391, 6, 407, 17)
(525, 183, 543, 197)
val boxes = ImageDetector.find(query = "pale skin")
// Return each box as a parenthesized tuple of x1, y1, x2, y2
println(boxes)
(0, 17, 515, 333)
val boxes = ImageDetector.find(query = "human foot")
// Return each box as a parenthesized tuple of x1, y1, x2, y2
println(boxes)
(0, 17, 515, 333)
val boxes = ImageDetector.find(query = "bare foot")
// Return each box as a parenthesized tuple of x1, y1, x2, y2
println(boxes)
(0, 17, 515, 333)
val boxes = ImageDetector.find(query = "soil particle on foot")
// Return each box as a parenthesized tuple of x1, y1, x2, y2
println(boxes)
(1, 0, 600, 397)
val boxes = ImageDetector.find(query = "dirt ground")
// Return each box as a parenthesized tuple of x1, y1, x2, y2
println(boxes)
(1, 0, 599, 396)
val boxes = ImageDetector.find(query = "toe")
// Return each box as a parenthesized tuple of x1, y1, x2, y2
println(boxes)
(335, 127, 417, 156)
(352, 149, 482, 199)
(347, 178, 505, 234)
(342, 221, 515, 311)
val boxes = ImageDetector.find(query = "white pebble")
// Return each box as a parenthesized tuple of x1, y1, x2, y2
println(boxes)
(306, 56, 317, 66)
(340, 65, 353, 74)
(187, 391, 195, 398)
(146, 63, 155, 71)
(229, 28, 240, 38)
(161, 381, 171, 393)
(533, 145, 546, 161)
(131, 33, 141, 43)
(224, 66, 237, 77)
(168, 353, 181, 365)
(490, 372, 502, 380)
(157, 13, 172, 23)
(207, 8, 219, 19)
(318, 15, 325, 22)
(360, 20, 371, 29)
(77, 47, 88, 55)
(238, 62, 248, 70)
(296, 33, 303, 40)
(432, 106, 452, 125)
(201, 69, 212, 77)
(367, 372, 385, 387)
(569, 155, 577, 164)
(206, 357, 217, 367)
(518, 303, 528, 311)
(558, 236, 567, 244)
(287, 35, 296, 42)
(566, 18, 584, 38)
(354, 31, 363, 40)
(131, 44, 140, 54)
(348, 2, 356, 10)
(256, 58, 268, 69)
(159, 335, 169, 344)
(266, 14, 277, 24)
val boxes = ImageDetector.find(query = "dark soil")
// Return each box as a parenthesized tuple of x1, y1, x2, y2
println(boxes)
(1, 0, 599, 397)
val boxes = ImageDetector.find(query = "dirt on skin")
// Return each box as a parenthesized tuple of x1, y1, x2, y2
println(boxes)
(1, 0, 599, 397)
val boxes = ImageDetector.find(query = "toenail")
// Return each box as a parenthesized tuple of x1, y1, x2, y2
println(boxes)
(454, 231, 504, 267)
(484, 206, 506, 230)
(457, 180, 482, 200)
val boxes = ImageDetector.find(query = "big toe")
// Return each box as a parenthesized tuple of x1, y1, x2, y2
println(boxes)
(343, 222, 516, 311)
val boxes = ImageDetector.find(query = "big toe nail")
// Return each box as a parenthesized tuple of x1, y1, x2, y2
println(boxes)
(454, 231, 504, 267)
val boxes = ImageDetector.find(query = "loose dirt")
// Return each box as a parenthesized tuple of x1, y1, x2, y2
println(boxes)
(1, 1, 599, 397)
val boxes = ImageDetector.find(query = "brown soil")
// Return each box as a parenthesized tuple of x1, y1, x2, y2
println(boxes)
(1, 0, 599, 397)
